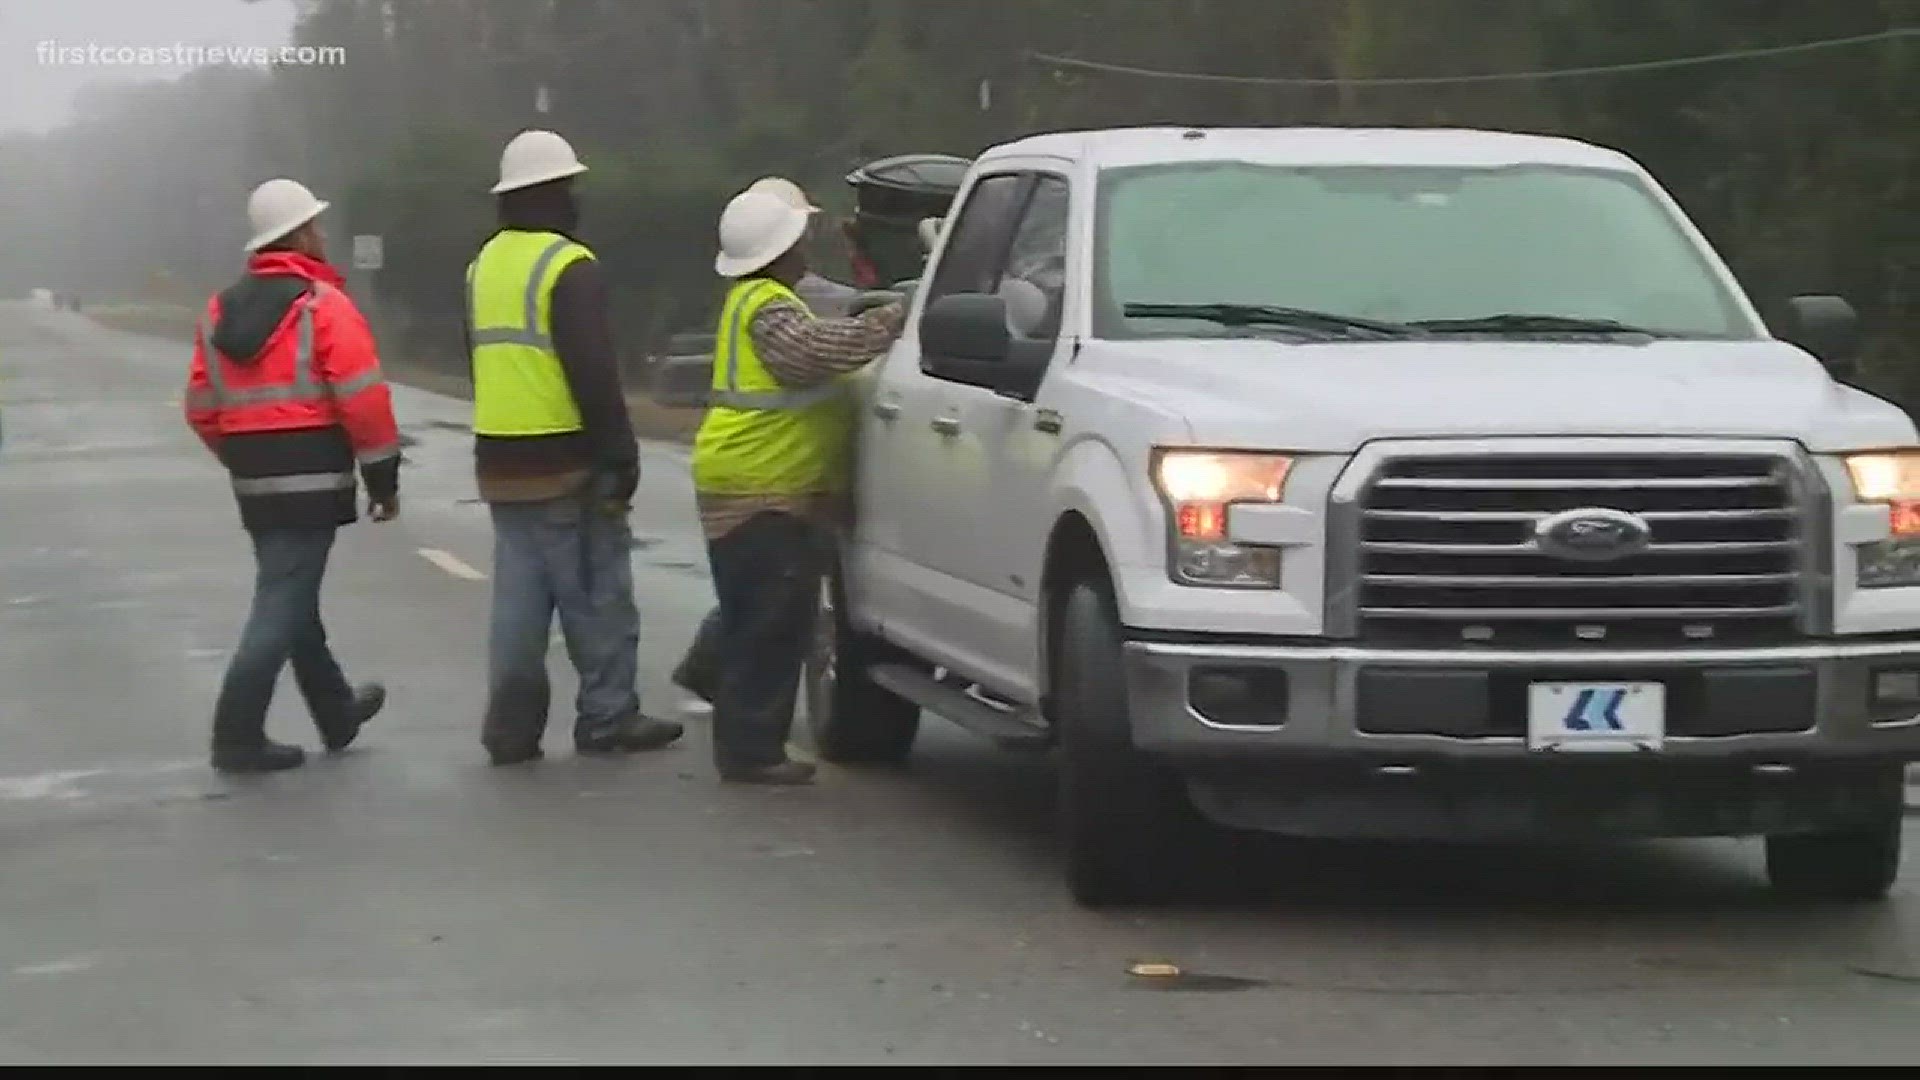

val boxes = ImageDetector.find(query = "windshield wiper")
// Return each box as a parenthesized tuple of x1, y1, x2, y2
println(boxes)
(1123, 302, 1420, 339)
(1410, 313, 1661, 336)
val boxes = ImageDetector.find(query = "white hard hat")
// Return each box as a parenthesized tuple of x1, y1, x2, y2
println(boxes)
(244, 178, 329, 252)
(715, 190, 811, 278)
(746, 176, 821, 215)
(492, 129, 588, 195)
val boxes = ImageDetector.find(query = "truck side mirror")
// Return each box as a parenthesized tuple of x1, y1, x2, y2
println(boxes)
(920, 293, 1011, 362)
(1778, 295, 1861, 379)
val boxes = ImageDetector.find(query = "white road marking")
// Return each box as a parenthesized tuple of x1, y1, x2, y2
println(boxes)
(0, 770, 107, 801)
(0, 762, 198, 802)
(418, 548, 488, 581)
(13, 956, 98, 977)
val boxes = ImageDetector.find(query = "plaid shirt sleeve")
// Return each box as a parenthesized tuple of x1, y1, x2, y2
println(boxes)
(748, 299, 904, 389)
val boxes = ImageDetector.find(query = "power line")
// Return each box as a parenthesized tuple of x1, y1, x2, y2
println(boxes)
(1029, 26, 1919, 88)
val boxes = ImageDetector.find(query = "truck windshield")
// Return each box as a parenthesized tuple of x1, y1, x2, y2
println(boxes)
(1094, 163, 1758, 342)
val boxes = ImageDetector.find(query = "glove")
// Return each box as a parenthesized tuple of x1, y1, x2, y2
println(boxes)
(850, 289, 904, 316)
(597, 461, 640, 506)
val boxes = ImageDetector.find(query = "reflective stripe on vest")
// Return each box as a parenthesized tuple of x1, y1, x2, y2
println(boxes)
(188, 292, 316, 410)
(467, 236, 579, 350)
(187, 284, 383, 412)
(467, 233, 590, 436)
(230, 472, 356, 496)
(707, 280, 844, 411)
(691, 278, 857, 497)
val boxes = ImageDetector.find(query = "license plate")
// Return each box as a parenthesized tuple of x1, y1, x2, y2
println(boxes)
(1526, 682, 1665, 752)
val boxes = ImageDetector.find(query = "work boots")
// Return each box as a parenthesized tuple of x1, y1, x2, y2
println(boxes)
(720, 760, 818, 786)
(212, 741, 307, 775)
(576, 716, 686, 755)
(671, 613, 722, 704)
(490, 716, 683, 765)
(321, 682, 387, 752)
(212, 682, 385, 773)
(488, 744, 545, 767)
(671, 656, 717, 705)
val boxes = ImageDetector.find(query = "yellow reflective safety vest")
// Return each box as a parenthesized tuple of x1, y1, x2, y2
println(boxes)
(691, 278, 855, 496)
(466, 230, 594, 436)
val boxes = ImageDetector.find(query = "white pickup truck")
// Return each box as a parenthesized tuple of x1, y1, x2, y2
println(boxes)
(801, 126, 1920, 906)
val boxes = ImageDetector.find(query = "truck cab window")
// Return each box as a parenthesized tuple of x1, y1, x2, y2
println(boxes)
(997, 176, 1069, 342)
(925, 174, 1027, 303)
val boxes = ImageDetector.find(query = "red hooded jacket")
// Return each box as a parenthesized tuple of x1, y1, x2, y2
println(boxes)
(186, 251, 401, 530)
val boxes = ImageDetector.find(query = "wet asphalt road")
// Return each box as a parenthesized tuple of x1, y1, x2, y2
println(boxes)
(3, 302, 1919, 1065)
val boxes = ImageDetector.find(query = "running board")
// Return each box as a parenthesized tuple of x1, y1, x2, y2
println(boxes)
(869, 663, 1052, 750)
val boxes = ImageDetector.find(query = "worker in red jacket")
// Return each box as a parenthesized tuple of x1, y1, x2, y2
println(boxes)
(186, 178, 402, 774)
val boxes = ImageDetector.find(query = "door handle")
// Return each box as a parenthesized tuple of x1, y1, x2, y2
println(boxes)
(871, 400, 901, 421)
(930, 414, 962, 436)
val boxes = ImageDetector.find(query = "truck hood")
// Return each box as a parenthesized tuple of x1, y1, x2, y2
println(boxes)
(1079, 338, 1914, 453)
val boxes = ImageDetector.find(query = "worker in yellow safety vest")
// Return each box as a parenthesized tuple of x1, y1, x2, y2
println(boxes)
(690, 189, 905, 785)
(465, 129, 684, 766)
(671, 176, 862, 708)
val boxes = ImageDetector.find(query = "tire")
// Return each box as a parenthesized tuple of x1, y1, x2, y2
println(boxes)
(1766, 809, 1904, 902)
(1055, 575, 1198, 907)
(804, 567, 921, 765)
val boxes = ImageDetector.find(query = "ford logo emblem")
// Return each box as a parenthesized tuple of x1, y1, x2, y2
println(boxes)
(1534, 508, 1653, 562)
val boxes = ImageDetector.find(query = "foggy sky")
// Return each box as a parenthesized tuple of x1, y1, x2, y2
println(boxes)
(1, 0, 295, 134)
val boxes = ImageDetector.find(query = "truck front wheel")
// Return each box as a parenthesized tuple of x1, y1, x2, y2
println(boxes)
(1765, 807, 1903, 902)
(1056, 576, 1198, 907)
(804, 571, 921, 765)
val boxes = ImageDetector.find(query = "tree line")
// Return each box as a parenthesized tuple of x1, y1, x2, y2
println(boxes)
(1, 0, 1913, 401)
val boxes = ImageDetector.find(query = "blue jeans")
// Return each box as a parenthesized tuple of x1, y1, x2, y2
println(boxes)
(706, 512, 829, 773)
(484, 498, 643, 752)
(211, 528, 356, 750)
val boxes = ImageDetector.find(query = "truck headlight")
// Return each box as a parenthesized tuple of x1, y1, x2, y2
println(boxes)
(1151, 449, 1291, 588)
(1844, 450, 1920, 589)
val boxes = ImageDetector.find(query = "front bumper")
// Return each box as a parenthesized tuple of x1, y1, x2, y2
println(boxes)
(1124, 636, 1920, 763)
(1124, 637, 1920, 838)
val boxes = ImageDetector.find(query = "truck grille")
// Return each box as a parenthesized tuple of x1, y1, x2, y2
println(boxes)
(1357, 453, 1807, 647)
